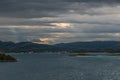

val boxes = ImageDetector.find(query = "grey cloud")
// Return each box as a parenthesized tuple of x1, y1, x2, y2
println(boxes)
(0, 0, 120, 18)
(64, 0, 120, 4)
(0, 24, 120, 43)
(0, 0, 68, 18)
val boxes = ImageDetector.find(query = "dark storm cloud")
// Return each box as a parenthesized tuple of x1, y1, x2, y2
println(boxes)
(0, 0, 68, 18)
(0, 0, 120, 18)
(64, 0, 120, 3)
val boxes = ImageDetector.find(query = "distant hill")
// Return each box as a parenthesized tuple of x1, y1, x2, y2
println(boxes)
(0, 41, 120, 53)
(0, 41, 57, 53)
(55, 41, 120, 53)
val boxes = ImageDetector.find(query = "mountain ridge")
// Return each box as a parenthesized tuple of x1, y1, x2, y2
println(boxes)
(0, 41, 120, 53)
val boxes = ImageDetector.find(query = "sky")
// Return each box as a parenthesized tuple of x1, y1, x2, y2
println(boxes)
(0, 0, 120, 44)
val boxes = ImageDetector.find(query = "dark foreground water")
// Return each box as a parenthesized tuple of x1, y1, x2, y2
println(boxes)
(0, 53, 120, 80)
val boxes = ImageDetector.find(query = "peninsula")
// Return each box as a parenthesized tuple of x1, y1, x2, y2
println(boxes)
(0, 52, 17, 62)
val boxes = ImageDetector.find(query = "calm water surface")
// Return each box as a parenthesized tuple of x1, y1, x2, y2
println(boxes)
(0, 53, 120, 80)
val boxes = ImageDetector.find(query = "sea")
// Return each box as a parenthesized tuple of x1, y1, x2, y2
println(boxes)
(0, 53, 120, 80)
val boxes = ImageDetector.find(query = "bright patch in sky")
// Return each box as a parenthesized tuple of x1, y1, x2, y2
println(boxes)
(51, 23, 71, 28)
(39, 38, 56, 44)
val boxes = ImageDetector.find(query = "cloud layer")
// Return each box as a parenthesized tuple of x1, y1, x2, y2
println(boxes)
(0, 0, 120, 44)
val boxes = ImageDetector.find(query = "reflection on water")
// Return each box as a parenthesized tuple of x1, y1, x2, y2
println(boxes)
(0, 53, 120, 80)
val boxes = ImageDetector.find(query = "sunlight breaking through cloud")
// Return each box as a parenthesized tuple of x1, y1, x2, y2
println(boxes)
(50, 23, 71, 28)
